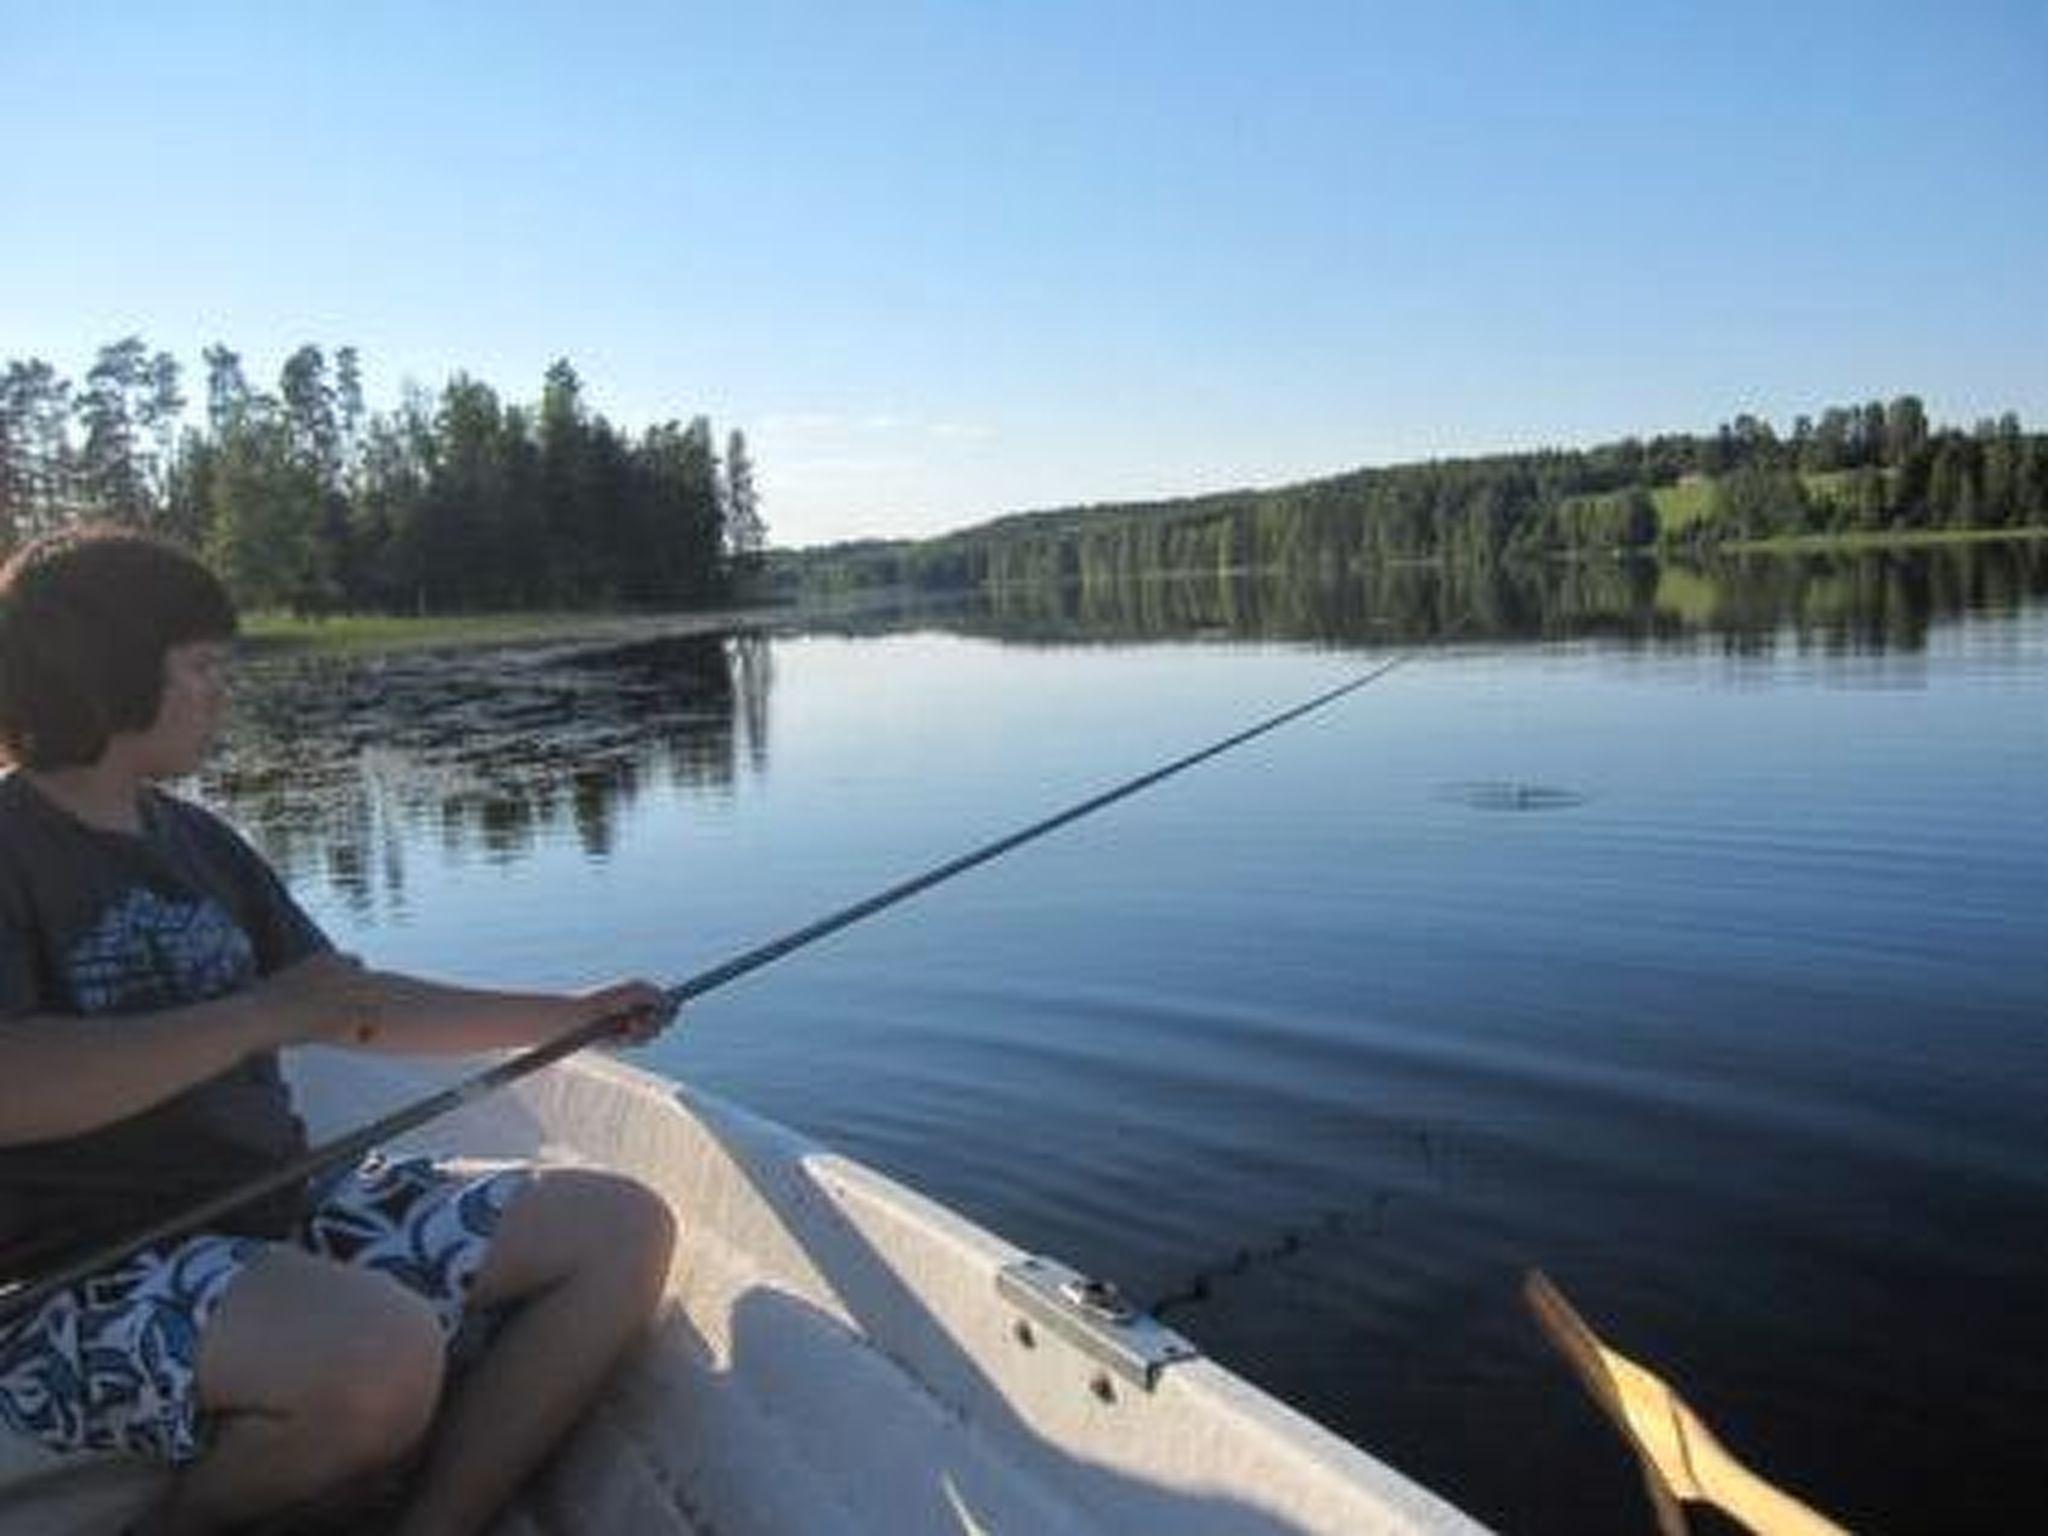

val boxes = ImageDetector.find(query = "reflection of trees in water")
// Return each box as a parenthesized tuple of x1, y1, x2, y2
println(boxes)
(735, 634, 774, 778)
(915, 540, 2048, 652)
(200, 632, 773, 917)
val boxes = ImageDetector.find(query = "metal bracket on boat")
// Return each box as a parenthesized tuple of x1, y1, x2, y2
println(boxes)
(998, 1256, 1200, 1392)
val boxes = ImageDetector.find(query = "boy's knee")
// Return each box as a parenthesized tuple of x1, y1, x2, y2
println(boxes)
(585, 1179, 679, 1310)
(618, 1175, 677, 1259)
(473, 1168, 676, 1315)
(605, 1174, 677, 1289)
(305, 1288, 445, 1473)
(559, 1170, 676, 1298)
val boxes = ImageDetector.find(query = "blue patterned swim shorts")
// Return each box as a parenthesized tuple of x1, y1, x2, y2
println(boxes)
(0, 1154, 530, 1465)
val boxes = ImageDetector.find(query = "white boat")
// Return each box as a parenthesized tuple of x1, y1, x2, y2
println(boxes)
(0, 1049, 1488, 1533)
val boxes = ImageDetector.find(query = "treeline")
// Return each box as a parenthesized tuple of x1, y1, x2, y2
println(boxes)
(787, 396, 2048, 594)
(0, 339, 766, 613)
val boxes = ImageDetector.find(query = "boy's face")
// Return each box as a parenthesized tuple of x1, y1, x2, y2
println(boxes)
(134, 639, 234, 777)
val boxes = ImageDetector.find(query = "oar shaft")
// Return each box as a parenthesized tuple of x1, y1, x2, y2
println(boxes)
(1, 655, 1410, 1326)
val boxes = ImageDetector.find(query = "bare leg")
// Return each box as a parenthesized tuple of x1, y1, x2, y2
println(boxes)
(389, 1169, 675, 1536)
(138, 1248, 445, 1535)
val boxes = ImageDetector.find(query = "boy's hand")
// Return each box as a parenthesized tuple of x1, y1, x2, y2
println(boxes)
(578, 979, 680, 1047)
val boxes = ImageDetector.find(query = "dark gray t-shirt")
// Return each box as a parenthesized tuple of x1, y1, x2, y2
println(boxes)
(0, 773, 329, 1253)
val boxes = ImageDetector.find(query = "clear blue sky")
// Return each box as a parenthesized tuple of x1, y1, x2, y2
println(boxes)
(6, 1, 2044, 546)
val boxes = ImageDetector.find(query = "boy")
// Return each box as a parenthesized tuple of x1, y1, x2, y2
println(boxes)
(0, 525, 678, 1535)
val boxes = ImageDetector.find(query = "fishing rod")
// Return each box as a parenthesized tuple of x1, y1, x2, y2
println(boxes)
(0, 652, 1414, 1327)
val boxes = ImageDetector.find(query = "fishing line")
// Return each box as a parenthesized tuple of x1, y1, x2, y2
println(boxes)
(1, 649, 1420, 1325)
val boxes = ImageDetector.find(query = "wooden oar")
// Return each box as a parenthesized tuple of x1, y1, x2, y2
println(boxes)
(1523, 1271, 1851, 1536)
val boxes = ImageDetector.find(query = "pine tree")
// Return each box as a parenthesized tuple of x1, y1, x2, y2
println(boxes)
(335, 346, 366, 482)
(77, 337, 179, 523)
(280, 345, 340, 492)
(1883, 395, 1929, 466)
(0, 361, 64, 546)
(203, 345, 252, 437)
(538, 359, 587, 603)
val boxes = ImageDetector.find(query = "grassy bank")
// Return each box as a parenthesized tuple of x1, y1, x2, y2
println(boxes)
(1649, 477, 1715, 535)
(238, 604, 792, 655)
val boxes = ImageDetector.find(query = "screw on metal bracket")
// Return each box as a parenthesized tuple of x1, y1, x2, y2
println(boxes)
(1061, 1275, 1136, 1323)
(997, 1256, 1201, 1393)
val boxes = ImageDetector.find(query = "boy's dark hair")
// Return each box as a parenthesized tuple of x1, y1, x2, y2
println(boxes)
(0, 524, 238, 770)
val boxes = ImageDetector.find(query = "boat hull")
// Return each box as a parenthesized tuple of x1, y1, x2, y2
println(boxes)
(0, 1050, 1487, 1534)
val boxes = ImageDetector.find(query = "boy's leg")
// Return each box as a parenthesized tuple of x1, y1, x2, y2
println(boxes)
(389, 1168, 674, 1536)
(141, 1247, 446, 1536)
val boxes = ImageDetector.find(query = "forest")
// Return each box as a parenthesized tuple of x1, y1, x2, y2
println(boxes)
(0, 338, 766, 613)
(787, 396, 2048, 595)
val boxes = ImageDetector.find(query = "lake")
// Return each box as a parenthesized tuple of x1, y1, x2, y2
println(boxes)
(205, 544, 2048, 1534)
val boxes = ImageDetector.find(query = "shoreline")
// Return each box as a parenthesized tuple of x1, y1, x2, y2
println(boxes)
(1720, 524, 2048, 555)
(244, 527, 2048, 657)
(238, 599, 836, 656)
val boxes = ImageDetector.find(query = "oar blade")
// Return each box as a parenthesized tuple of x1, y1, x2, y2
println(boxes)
(1524, 1271, 1696, 1534)
(1524, 1270, 1851, 1536)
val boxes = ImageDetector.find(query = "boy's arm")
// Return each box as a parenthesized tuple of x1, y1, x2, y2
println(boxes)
(0, 951, 375, 1145)
(340, 972, 676, 1056)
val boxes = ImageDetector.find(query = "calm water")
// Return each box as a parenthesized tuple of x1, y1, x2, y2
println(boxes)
(208, 548, 2048, 1534)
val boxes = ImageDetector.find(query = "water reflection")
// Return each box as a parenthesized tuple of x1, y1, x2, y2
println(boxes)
(202, 540, 2044, 909)
(204, 631, 772, 912)
(850, 540, 2048, 652)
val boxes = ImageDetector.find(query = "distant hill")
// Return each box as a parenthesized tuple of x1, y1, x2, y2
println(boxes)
(779, 397, 2048, 596)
